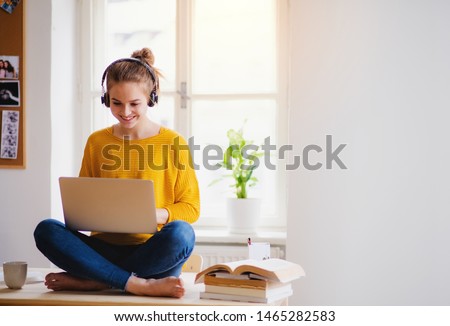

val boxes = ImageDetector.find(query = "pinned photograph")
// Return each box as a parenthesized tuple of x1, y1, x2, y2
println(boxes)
(0, 0, 21, 14)
(0, 56, 19, 79)
(0, 80, 20, 107)
(1, 110, 20, 159)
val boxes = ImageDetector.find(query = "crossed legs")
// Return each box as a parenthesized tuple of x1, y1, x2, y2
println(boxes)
(33, 219, 194, 298)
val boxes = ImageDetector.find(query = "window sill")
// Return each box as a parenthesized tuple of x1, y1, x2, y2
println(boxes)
(193, 227, 286, 246)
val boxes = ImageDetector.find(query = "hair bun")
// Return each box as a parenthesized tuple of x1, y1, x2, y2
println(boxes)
(131, 48, 155, 66)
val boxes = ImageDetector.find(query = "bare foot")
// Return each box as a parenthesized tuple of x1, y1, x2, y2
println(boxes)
(125, 275, 185, 298)
(44, 272, 109, 291)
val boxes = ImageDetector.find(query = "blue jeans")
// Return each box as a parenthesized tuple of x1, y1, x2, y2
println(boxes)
(33, 219, 195, 290)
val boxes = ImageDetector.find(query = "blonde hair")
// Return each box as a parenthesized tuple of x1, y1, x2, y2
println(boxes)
(105, 48, 161, 98)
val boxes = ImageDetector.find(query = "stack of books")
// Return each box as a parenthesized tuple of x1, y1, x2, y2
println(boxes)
(195, 258, 305, 304)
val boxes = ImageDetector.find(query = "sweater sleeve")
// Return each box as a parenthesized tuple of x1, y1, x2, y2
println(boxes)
(164, 137, 200, 224)
(79, 136, 93, 177)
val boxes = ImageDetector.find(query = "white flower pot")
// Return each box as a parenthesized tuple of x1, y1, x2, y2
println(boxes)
(227, 198, 261, 234)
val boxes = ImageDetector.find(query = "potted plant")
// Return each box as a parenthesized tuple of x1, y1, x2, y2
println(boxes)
(211, 124, 263, 234)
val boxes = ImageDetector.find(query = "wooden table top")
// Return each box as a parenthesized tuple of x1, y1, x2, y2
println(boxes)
(0, 268, 285, 306)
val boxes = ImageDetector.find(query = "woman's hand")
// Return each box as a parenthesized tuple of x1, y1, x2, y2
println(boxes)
(156, 208, 169, 225)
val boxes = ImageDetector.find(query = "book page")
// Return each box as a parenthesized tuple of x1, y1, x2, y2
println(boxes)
(196, 258, 305, 284)
(234, 258, 303, 273)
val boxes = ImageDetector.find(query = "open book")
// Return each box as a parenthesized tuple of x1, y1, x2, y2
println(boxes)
(195, 258, 305, 284)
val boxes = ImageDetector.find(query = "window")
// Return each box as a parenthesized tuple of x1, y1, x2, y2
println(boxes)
(79, 0, 288, 230)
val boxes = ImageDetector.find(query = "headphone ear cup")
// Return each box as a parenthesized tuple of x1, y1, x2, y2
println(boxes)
(102, 92, 110, 107)
(148, 90, 158, 107)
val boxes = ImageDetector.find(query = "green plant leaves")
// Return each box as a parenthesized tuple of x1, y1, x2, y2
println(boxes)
(209, 123, 263, 199)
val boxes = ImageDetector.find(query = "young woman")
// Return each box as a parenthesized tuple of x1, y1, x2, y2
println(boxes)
(34, 48, 200, 298)
(3, 60, 15, 78)
(0, 60, 6, 79)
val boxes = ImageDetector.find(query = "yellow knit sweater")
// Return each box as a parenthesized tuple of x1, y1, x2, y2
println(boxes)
(79, 126, 200, 245)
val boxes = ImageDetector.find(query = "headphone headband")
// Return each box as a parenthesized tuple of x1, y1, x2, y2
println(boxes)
(100, 57, 158, 107)
(101, 57, 157, 87)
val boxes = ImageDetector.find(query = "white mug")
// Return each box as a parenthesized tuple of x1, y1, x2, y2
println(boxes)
(3, 261, 27, 289)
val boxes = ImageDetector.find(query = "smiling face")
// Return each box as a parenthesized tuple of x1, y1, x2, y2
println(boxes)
(109, 81, 149, 130)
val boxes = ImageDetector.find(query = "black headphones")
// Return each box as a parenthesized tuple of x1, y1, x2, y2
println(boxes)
(100, 57, 158, 107)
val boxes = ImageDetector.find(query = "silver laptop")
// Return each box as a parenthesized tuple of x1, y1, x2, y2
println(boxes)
(59, 177, 157, 233)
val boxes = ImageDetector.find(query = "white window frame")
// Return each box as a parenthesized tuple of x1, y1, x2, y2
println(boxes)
(78, 0, 289, 232)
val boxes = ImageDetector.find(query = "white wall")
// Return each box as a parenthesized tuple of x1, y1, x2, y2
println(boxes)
(50, 0, 80, 219)
(287, 0, 450, 305)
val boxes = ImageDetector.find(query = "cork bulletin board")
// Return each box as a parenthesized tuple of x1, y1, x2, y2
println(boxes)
(0, 0, 25, 168)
